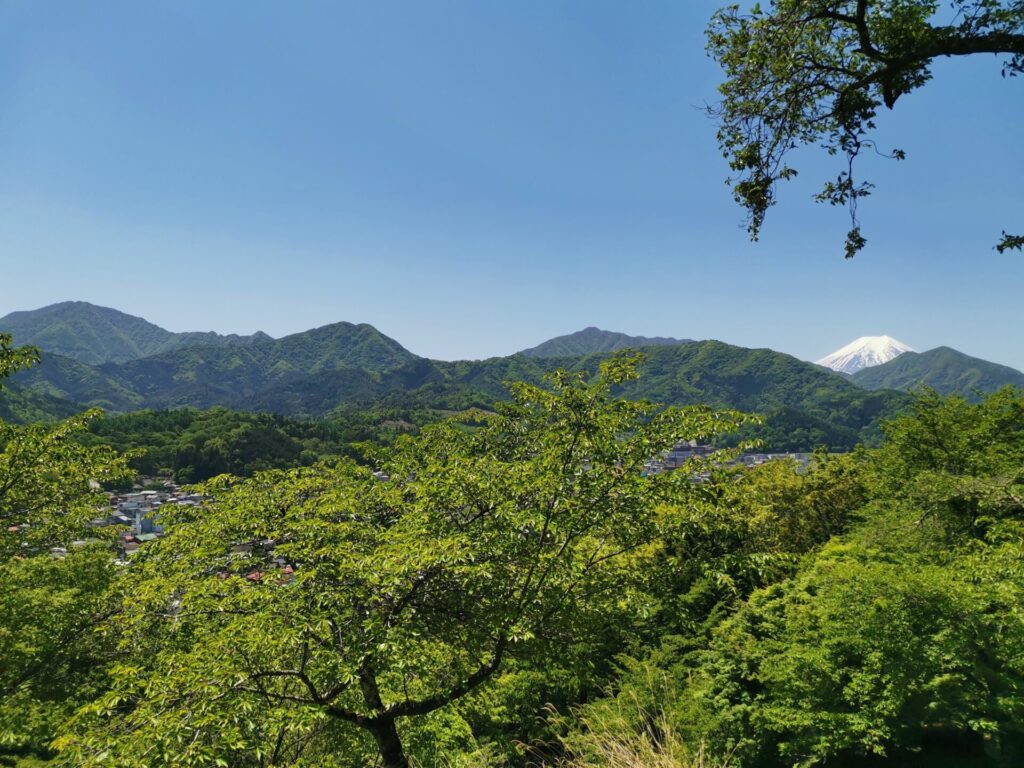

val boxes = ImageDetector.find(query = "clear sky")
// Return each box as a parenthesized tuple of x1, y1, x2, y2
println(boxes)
(1, 1, 1022, 368)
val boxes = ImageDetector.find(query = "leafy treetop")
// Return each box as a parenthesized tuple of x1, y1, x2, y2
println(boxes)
(0, 332, 133, 764)
(59, 354, 749, 768)
(0, 332, 40, 384)
(707, 0, 1024, 257)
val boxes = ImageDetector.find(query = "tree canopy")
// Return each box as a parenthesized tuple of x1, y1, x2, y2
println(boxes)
(58, 356, 748, 768)
(0, 336, 133, 765)
(560, 386, 1024, 767)
(707, 0, 1024, 257)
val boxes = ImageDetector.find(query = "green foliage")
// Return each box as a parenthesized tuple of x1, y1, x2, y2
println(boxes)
(78, 406, 437, 484)
(686, 541, 1022, 766)
(995, 231, 1024, 253)
(57, 355, 749, 768)
(0, 550, 120, 765)
(0, 334, 40, 381)
(0, 411, 132, 558)
(851, 347, 1024, 399)
(0, 337, 133, 764)
(0, 301, 269, 366)
(624, 452, 867, 658)
(569, 387, 1024, 767)
(868, 385, 1024, 538)
(8, 325, 1024, 768)
(707, 1, 1024, 256)
(519, 328, 691, 358)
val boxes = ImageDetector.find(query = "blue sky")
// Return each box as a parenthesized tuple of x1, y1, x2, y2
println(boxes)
(1, 1, 1022, 368)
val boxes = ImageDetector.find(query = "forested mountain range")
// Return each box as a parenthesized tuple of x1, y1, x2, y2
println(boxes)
(518, 326, 692, 357)
(851, 346, 1024, 398)
(1, 302, 1020, 451)
(0, 301, 271, 365)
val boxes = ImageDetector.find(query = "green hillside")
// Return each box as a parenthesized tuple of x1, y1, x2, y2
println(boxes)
(344, 344, 906, 450)
(851, 346, 1024, 399)
(0, 301, 270, 365)
(611, 342, 907, 449)
(5, 312, 908, 451)
(13, 352, 143, 411)
(519, 326, 691, 357)
(86, 321, 421, 410)
(78, 406, 433, 483)
(265, 321, 419, 373)
(0, 381, 81, 423)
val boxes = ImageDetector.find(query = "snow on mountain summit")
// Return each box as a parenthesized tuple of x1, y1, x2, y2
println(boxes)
(816, 335, 915, 375)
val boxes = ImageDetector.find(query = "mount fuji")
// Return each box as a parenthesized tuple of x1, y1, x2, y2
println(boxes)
(816, 335, 915, 375)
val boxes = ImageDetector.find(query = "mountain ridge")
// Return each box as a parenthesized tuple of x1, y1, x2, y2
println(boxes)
(850, 346, 1024, 399)
(0, 301, 271, 365)
(8, 332, 909, 450)
(519, 326, 692, 358)
(4, 302, 1016, 452)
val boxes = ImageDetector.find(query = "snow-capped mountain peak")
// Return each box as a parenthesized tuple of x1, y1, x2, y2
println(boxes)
(816, 335, 915, 374)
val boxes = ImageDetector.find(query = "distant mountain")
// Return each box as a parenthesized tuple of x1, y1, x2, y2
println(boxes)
(605, 342, 907, 451)
(266, 322, 418, 374)
(94, 322, 421, 410)
(338, 343, 908, 451)
(3, 303, 913, 451)
(0, 301, 271, 365)
(850, 346, 1024, 399)
(4, 314, 418, 412)
(816, 335, 914, 374)
(520, 327, 692, 358)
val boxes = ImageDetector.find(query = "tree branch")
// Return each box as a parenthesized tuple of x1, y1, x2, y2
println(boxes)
(383, 635, 507, 718)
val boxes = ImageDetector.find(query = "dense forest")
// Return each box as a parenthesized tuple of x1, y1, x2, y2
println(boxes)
(76, 406, 442, 484)
(3, 332, 1023, 767)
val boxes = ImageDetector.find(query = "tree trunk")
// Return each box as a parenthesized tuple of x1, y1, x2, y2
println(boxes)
(368, 717, 409, 768)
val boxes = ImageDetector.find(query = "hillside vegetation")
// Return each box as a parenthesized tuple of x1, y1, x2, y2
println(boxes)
(0, 301, 269, 365)
(5, 313, 910, 451)
(5, 333, 1022, 767)
(79, 405, 440, 483)
(0, 381, 81, 424)
(851, 346, 1024, 399)
(519, 326, 692, 357)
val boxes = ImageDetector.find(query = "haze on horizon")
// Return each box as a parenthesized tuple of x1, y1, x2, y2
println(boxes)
(1, 1, 1021, 368)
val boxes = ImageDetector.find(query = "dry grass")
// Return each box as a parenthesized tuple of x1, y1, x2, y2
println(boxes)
(550, 684, 728, 768)
(556, 713, 718, 768)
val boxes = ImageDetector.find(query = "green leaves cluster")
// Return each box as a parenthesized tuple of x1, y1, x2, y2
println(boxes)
(0, 550, 121, 764)
(707, 1, 1023, 256)
(0, 334, 40, 383)
(0, 336, 133, 765)
(564, 386, 1024, 767)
